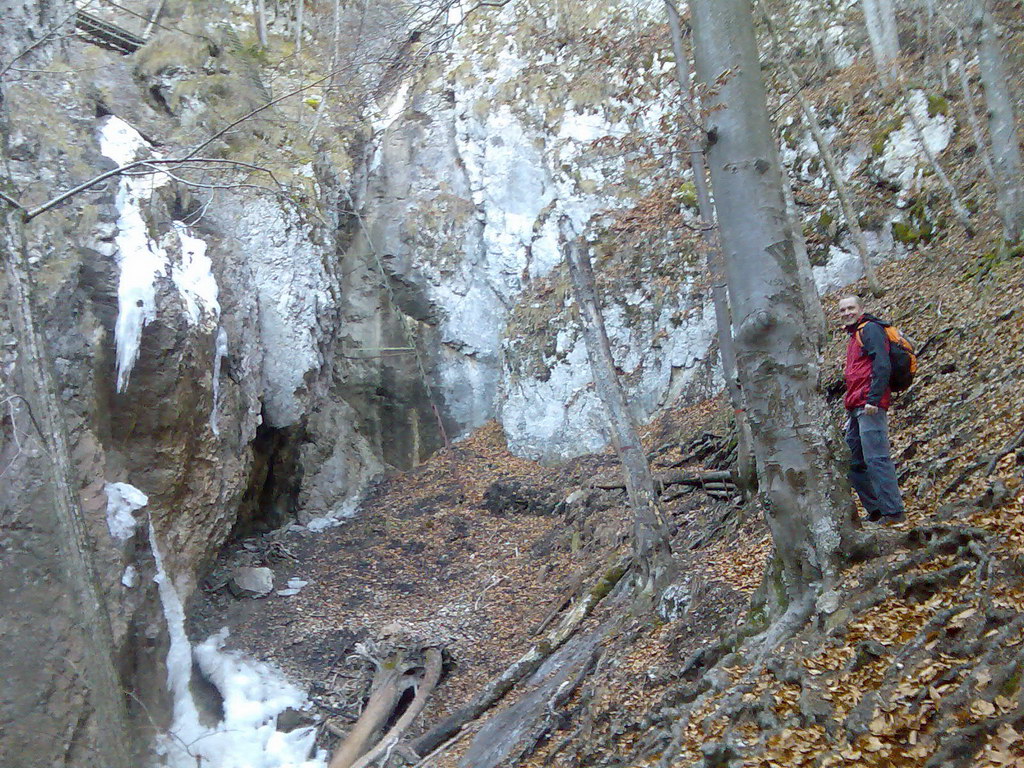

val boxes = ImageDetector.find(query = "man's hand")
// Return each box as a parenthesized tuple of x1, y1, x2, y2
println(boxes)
(864, 404, 879, 416)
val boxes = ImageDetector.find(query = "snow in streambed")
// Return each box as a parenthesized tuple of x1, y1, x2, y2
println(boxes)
(96, 116, 221, 393)
(149, 524, 326, 768)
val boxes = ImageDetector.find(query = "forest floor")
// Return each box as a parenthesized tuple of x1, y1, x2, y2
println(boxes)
(192, 231, 1024, 768)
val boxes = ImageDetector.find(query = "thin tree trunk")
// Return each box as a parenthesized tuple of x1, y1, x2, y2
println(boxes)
(972, 0, 1024, 243)
(664, 0, 756, 496)
(781, 172, 827, 354)
(2, 211, 135, 768)
(956, 33, 998, 188)
(862, 0, 900, 84)
(254, 0, 268, 45)
(559, 219, 673, 599)
(690, 0, 855, 622)
(761, 10, 883, 296)
(294, 0, 304, 52)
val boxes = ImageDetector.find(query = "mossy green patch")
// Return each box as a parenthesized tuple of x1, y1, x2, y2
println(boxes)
(871, 116, 904, 156)
(926, 93, 950, 118)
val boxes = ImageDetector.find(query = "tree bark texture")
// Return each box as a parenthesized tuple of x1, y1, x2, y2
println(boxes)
(560, 221, 673, 598)
(330, 651, 420, 768)
(689, 0, 855, 618)
(861, 0, 900, 84)
(664, 0, 756, 497)
(972, 0, 1024, 243)
(2, 211, 135, 768)
(348, 648, 442, 768)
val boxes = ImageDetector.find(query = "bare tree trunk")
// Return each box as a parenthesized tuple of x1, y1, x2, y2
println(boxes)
(761, 11, 883, 296)
(2, 211, 135, 768)
(307, 0, 342, 140)
(664, 0, 756, 497)
(690, 0, 855, 626)
(349, 648, 442, 768)
(781, 172, 827, 354)
(956, 33, 998, 188)
(559, 219, 673, 599)
(294, 0, 304, 52)
(972, 0, 1024, 243)
(254, 0, 268, 45)
(862, 0, 900, 84)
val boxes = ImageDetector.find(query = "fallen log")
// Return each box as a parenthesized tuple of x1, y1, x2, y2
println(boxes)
(408, 554, 630, 758)
(329, 650, 422, 768)
(593, 469, 734, 491)
(347, 648, 443, 768)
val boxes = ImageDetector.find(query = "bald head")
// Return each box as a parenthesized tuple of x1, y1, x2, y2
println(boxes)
(838, 295, 864, 328)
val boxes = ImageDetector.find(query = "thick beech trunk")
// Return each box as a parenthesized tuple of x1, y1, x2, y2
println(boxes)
(690, 0, 855, 621)
(560, 220, 673, 597)
(972, 0, 1024, 243)
(665, 0, 756, 497)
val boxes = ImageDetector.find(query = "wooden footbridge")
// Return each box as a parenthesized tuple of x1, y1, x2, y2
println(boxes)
(74, 1, 162, 54)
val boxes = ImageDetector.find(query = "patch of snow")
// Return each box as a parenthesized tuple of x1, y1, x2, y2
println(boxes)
(122, 565, 139, 588)
(104, 481, 149, 541)
(150, 524, 325, 768)
(276, 578, 309, 597)
(302, 497, 360, 532)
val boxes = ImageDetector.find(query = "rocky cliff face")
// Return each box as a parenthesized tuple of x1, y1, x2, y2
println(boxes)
(356, 0, 724, 462)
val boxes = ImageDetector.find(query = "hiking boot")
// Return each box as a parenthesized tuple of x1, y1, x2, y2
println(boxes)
(866, 509, 882, 522)
(878, 511, 906, 524)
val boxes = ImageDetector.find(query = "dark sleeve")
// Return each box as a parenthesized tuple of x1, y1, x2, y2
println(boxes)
(861, 322, 890, 405)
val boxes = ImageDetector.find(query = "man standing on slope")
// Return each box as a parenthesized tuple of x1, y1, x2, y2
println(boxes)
(839, 295, 906, 524)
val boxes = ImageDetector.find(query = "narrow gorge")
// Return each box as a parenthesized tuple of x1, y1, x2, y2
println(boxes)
(2, 1, 1023, 767)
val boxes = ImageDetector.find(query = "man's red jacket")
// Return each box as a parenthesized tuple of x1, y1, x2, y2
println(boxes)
(844, 314, 892, 411)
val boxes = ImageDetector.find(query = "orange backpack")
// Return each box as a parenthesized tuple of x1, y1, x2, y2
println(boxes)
(856, 320, 918, 391)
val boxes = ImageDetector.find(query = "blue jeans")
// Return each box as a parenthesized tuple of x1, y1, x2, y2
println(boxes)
(846, 407, 904, 518)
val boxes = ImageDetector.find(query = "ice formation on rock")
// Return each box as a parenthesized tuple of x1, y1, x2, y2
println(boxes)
(104, 481, 149, 541)
(96, 116, 220, 392)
